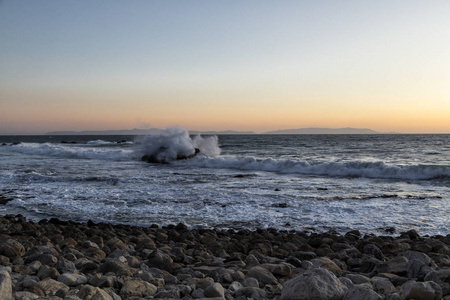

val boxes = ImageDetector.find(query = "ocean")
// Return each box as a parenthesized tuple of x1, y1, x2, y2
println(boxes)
(1, 127, 449, 236)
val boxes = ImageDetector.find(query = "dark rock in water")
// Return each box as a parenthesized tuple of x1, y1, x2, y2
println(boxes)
(271, 203, 287, 208)
(142, 148, 200, 163)
(11, 142, 21, 146)
(0, 195, 13, 205)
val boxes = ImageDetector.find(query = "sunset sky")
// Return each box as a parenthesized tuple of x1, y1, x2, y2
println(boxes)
(1, 1, 449, 134)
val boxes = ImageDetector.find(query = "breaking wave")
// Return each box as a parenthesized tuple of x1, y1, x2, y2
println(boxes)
(7, 143, 131, 161)
(182, 156, 450, 181)
(135, 126, 221, 163)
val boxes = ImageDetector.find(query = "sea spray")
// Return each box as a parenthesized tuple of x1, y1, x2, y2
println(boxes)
(135, 126, 221, 163)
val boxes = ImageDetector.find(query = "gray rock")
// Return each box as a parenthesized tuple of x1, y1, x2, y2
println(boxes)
(192, 288, 205, 298)
(371, 277, 395, 296)
(120, 279, 157, 297)
(377, 256, 408, 275)
(35, 277, 70, 297)
(88, 273, 116, 288)
(401, 280, 443, 300)
(105, 237, 128, 251)
(36, 253, 58, 266)
(204, 282, 225, 298)
(243, 277, 259, 287)
(407, 258, 426, 278)
(99, 256, 131, 276)
(402, 250, 436, 267)
(345, 274, 371, 285)
(57, 273, 88, 286)
(13, 291, 40, 300)
(18, 275, 39, 289)
(424, 269, 450, 295)
(343, 285, 382, 300)
(363, 244, 384, 260)
(245, 254, 260, 268)
(311, 257, 343, 276)
(154, 288, 181, 299)
(146, 250, 174, 273)
(247, 266, 278, 285)
(0, 239, 25, 258)
(339, 277, 354, 289)
(234, 287, 267, 300)
(228, 281, 244, 293)
(0, 269, 12, 300)
(56, 259, 76, 274)
(77, 284, 113, 300)
(281, 268, 347, 300)
(260, 263, 292, 277)
(27, 261, 42, 274)
(37, 265, 60, 280)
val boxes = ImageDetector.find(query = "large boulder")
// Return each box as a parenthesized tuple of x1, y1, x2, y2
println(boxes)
(247, 266, 278, 285)
(400, 280, 442, 300)
(0, 239, 25, 258)
(281, 268, 347, 300)
(120, 279, 157, 298)
(343, 285, 382, 300)
(0, 269, 12, 300)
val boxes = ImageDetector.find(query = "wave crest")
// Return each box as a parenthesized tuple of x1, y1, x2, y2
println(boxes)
(183, 156, 450, 180)
(135, 126, 221, 163)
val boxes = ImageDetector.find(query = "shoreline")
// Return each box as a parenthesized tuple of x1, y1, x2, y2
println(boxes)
(1, 215, 450, 299)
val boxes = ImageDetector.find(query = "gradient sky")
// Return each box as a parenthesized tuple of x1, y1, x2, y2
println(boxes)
(1, 1, 449, 134)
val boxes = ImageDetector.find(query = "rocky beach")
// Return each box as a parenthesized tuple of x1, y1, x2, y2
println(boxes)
(0, 215, 449, 299)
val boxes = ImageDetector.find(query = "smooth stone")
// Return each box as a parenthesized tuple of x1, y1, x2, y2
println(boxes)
(234, 287, 267, 300)
(0, 269, 12, 300)
(12, 291, 39, 300)
(281, 268, 347, 300)
(228, 281, 244, 293)
(243, 277, 259, 288)
(57, 273, 88, 286)
(311, 257, 343, 276)
(77, 284, 113, 300)
(146, 250, 174, 273)
(260, 263, 292, 277)
(0, 239, 25, 258)
(204, 282, 225, 298)
(37, 265, 60, 280)
(401, 280, 443, 300)
(345, 274, 371, 285)
(35, 278, 70, 297)
(247, 266, 278, 285)
(343, 285, 382, 300)
(120, 279, 157, 297)
(371, 278, 395, 297)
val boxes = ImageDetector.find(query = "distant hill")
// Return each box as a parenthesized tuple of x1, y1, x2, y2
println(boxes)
(264, 127, 379, 134)
(46, 128, 255, 135)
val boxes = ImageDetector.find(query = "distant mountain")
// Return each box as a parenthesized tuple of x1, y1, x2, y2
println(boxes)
(45, 128, 255, 135)
(190, 130, 255, 135)
(264, 127, 379, 134)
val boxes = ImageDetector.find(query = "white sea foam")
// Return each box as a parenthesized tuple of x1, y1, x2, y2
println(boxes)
(182, 156, 450, 180)
(86, 140, 114, 145)
(8, 143, 131, 161)
(135, 126, 221, 163)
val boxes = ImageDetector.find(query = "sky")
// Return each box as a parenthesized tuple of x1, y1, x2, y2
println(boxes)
(0, 1, 449, 134)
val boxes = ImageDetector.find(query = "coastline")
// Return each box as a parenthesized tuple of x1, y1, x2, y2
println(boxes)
(1, 215, 449, 299)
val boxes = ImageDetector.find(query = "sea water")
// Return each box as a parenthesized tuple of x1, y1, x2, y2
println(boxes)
(1, 128, 449, 236)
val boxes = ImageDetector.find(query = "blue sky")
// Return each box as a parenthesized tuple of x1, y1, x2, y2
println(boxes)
(1, 1, 449, 134)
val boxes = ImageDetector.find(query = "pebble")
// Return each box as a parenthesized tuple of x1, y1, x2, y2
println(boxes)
(1, 215, 450, 299)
